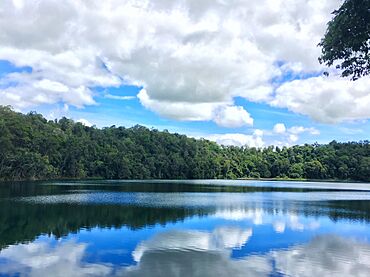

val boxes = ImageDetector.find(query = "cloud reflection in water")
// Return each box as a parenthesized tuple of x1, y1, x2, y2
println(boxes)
(1, 232, 369, 277)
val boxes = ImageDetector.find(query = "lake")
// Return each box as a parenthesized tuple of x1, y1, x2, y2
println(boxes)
(0, 180, 370, 276)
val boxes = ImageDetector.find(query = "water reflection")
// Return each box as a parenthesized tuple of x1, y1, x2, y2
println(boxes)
(133, 227, 253, 262)
(213, 208, 321, 233)
(272, 235, 370, 277)
(1, 195, 370, 250)
(126, 233, 370, 277)
(0, 201, 370, 245)
(124, 230, 270, 277)
(0, 200, 210, 249)
(0, 240, 112, 277)
(0, 180, 370, 276)
(1, 234, 369, 277)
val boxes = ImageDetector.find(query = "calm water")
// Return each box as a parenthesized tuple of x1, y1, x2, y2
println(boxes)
(1, 180, 370, 277)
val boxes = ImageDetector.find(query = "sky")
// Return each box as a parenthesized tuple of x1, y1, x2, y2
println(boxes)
(0, 0, 369, 147)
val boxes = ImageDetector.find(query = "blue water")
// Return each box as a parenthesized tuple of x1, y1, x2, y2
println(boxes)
(0, 180, 369, 276)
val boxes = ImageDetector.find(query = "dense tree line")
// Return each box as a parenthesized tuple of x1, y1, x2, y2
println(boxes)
(0, 106, 369, 181)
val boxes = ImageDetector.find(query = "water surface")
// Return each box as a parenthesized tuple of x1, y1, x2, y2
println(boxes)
(0, 180, 370, 276)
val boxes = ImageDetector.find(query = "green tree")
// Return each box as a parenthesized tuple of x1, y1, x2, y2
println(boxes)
(319, 0, 370, 80)
(304, 160, 326, 179)
(289, 163, 304, 179)
(0, 106, 369, 182)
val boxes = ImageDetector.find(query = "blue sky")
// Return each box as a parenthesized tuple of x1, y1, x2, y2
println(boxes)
(0, 0, 369, 147)
(31, 80, 370, 146)
(1, 58, 369, 147)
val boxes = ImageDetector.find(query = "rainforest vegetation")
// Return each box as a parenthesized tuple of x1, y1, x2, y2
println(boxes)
(0, 106, 369, 182)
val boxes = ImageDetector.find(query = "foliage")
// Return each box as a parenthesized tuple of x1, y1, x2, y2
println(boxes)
(0, 106, 369, 181)
(319, 0, 370, 80)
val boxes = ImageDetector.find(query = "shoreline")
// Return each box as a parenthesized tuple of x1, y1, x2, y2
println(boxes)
(236, 177, 369, 183)
(1, 177, 368, 184)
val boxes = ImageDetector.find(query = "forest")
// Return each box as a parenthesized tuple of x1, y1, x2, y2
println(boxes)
(0, 106, 369, 182)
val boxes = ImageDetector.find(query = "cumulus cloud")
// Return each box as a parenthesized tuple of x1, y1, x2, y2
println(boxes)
(139, 90, 253, 126)
(0, 72, 97, 109)
(205, 130, 264, 147)
(204, 122, 319, 147)
(285, 125, 320, 144)
(138, 88, 225, 121)
(214, 106, 253, 128)
(269, 123, 320, 145)
(288, 134, 299, 143)
(271, 76, 370, 123)
(288, 126, 320, 135)
(273, 123, 286, 134)
(2, 0, 365, 126)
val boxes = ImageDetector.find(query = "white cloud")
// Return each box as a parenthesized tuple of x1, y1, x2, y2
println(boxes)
(285, 125, 320, 144)
(47, 104, 69, 120)
(273, 123, 286, 134)
(104, 94, 135, 100)
(199, 121, 320, 147)
(11, 0, 24, 9)
(139, 90, 254, 127)
(0, 72, 97, 108)
(271, 76, 370, 123)
(214, 106, 253, 128)
(253, 129, 264, 137)
(288, 134, 299, 143)
(138, 88, 225, 121)
(3, 0, 365, 126)
(269, 124, 320, 145)
(77, 118, 93, 127)
(205, 132, 264, 147)
(205, 123, 319, 147)
(288, 126, 320, 135)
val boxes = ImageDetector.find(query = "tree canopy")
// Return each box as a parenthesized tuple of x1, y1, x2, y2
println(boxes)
(0, 106, 369, 182)
(319, 0, 370, 80)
